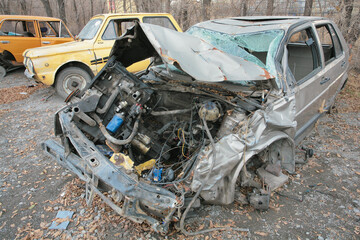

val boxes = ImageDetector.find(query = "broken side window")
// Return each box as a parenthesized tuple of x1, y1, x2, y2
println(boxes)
(186, 27, 284, 80)
(102, 19, 138, 40)
(287, 28, 321, 83)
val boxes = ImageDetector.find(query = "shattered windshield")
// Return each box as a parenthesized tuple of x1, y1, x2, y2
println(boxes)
(78, 18, 103, 40)
(187, 27, 284, 78)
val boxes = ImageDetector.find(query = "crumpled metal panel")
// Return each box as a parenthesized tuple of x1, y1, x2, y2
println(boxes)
(191, 97, 296, 205)
(140, 23, 274, 83)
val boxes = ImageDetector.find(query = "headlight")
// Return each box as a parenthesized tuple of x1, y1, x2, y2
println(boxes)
(25, 57, 35, 75)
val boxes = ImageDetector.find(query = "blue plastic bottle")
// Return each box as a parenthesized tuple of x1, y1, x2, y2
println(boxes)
(106, 113, 124, 133)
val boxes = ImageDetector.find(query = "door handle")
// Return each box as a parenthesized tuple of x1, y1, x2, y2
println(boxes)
(0, 40, 10, 44)
(320, 77, 331, 85)
(341, 61, 346, 67)
(42, 41, 50, 44)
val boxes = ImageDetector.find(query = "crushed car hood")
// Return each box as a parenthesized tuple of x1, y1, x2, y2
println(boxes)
(112, 23, 274, 83)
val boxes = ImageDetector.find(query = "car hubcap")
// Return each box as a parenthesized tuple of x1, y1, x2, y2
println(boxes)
(63, 74, 87, 94)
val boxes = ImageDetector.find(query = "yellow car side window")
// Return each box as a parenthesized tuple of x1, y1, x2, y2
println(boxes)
(102, 19, 138, 40)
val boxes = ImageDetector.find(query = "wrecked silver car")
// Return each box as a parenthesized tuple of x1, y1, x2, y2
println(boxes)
(43, 16, 349, 234)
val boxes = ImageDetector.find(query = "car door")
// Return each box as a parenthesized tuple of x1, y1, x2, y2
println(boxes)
(314, 22, 348, 107)
(38, 20, 73, 46)
(284, 23, 328, 142)
(0, 19, 40, 63)
(93, 17, 141, 73)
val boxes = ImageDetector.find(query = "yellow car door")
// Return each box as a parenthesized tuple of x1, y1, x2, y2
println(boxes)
(93, 17, 150, 73)
(38, 20, 73, 46)
(0, 19, 40, 63)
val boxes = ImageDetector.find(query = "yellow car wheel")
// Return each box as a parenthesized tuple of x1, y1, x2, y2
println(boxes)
(55, 67, 91, 99)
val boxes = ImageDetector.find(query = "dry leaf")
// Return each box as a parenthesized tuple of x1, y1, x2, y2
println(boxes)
(255, 231, 269, 236)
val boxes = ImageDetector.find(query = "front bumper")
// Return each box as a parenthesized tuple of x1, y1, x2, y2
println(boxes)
(42, 110, 181, 234)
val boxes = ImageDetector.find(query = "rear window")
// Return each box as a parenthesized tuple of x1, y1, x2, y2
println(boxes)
(0, 20, 36, 37)
(143, 17, 176, 31)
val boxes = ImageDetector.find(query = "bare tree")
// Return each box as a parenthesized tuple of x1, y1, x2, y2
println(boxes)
(242, 0, 248, 16)
(161, 0, 171, 13)
(304, 0, 313, 16)
(202, 0, 211, 21)
(39, 0, 54, 17)
(123, 0, 127, 13)
(19, 0, 28, 15)
(90, 0, 94, 17)
(0, 0, 10, 14)
(347, 11, 360, 45)
(163, 0, 171, 13)
(266, 0, 274, 16)
(57, 0, 67, 23)
(343, 0, 354, 28)
(72, 0, 79, 26)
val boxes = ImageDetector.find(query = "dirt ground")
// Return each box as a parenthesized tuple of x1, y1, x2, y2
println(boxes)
(0, 69, 359, 240)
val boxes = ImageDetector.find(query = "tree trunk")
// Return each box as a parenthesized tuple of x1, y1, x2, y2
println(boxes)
(90, 0, 94, 17)
(165, 0, 171, 13)
(304, 0, 313, 16)
(181, 3, 189, 30)
(347, 10, 360, 44)
(266, 0, 274, 16)
(57, 0, 67, 23)
(202, 0, 211, 21)
(123, 0, 127, 13)
(19, 0, 27, 15)
(242, 0, 248, 16)
(285, 0, 290, 15)
(317, 0, 323, 17)
(343, 0, 354, 28)
(134, 0, 141, 12)
(72, 0, 79, 32)
(39, 0, 53, 17)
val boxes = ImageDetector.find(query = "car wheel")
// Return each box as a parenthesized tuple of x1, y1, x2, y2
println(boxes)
(0, 65, 6, 79)
(55, 67, 92, 99)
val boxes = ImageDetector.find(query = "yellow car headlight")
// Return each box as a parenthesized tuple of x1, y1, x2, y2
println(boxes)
(25, 57, 35, 75)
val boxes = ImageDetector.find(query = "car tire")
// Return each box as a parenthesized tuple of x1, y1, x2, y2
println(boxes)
(55, 67, 92, 99)
(0, 65, 6, 79)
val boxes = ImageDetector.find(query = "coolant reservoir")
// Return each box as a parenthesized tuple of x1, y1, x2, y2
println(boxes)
(217, 109, 247, 138)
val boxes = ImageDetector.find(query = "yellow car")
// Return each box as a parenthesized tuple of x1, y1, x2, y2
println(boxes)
(23, 13, 181, 98)
(0, 15, 73, 77)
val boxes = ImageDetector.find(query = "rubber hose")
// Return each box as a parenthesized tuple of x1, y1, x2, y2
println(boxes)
(92, 113, 140, 146)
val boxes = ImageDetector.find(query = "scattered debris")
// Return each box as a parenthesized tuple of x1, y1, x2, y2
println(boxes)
(0, 84, 47, 104)
(49, 210, 74, 230)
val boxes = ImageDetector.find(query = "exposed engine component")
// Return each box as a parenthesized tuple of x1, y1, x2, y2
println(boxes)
(198, 101, 220, 122)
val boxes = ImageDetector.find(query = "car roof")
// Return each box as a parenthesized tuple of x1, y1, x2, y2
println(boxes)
(0, 15, 62, 22)
(192, 16, 327, 34)
(92, 13, 173, 19)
